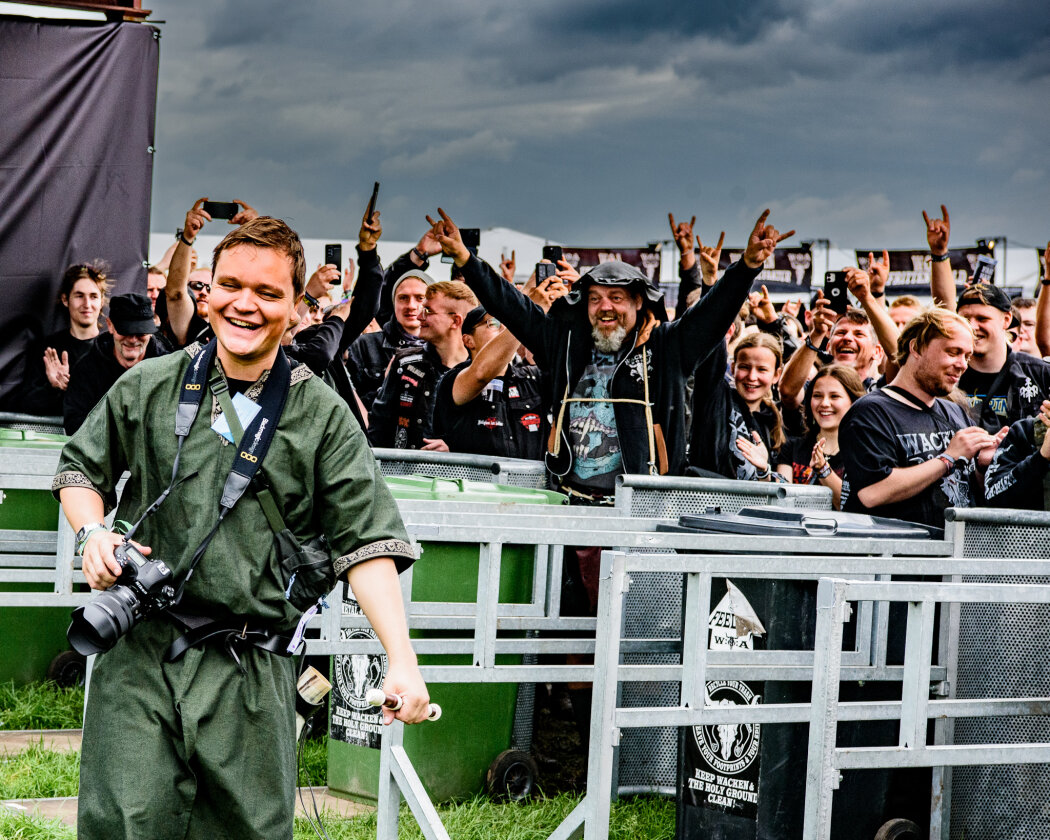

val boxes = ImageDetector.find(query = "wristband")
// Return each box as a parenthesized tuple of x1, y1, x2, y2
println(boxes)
(75, 522, 108, 556)
(930, 253, 950, 263)
(411, 248, 429, 264)
(817, 463, 832, 480)
(179, 233, 195, 247)
(936, 453, 956, 474)
(872, 291, 885, 299)
(756, 464, 771, 480)
(805, 338, 821, 353)
(303, 291, 320, 308)
(1042, 278, 1050, 287)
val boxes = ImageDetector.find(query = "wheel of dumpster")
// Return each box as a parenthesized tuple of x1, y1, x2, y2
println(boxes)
(486, 749, 538, 802)
(46, 650, 87, 688)
(874, 818, 923, 840)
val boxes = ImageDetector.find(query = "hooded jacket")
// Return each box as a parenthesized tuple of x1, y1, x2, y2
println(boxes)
(458, 255, 759, 479)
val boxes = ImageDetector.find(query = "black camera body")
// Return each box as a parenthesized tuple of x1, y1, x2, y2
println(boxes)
(67, 542, 177, 656)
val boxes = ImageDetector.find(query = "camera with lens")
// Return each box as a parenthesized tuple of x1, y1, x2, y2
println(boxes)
(67, 541, 177, 656)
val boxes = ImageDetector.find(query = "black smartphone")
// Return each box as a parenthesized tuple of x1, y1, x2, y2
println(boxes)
(324, 244, 342, 276)
(823, 271, 850, 315)
(443, 227, 481, 263)
(202, 200, 239, 220)
(535, 263, 557, 284)
(972, 254, 997, 285)
(365, 181, 380, 221)
(542, 245, 563, 264)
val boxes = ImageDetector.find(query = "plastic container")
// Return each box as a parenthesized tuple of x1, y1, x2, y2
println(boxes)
(327, 475, 566, 803)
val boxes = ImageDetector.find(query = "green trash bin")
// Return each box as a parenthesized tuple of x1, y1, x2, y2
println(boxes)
(0, 432, 80, 685)
(327, 475, 566, 803)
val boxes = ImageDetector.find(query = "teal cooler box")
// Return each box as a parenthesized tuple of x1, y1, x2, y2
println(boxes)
(0, 430, 79, 684)
(327, 475, 566, 803)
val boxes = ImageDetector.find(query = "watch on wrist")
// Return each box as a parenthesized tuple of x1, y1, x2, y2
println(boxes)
(75, 522, 108, 556)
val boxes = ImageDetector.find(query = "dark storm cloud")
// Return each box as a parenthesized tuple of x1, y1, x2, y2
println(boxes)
(147, 0, 1050, 253)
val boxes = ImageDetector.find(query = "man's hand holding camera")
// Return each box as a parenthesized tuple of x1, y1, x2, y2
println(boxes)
(81, 529, 152, 591)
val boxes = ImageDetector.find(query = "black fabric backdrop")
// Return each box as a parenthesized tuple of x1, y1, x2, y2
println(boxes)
(0, 16, 159, 408)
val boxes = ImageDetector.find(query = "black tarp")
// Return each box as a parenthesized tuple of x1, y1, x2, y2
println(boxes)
(0, 16, 159, 408)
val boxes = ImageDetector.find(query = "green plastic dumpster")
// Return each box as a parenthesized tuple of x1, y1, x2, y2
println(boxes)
(0, 431, 79, 685)
(327, 475, 566, 803)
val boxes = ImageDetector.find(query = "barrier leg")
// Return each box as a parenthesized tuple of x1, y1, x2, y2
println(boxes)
(580, 550, 628, 840)
(378, 720, 452, 840)
(803, 579, 848, 840)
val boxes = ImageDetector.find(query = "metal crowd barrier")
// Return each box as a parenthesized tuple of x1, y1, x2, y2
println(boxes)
(574, 549, 1050, 840)
(805, 577, 1050, 840)
(615, 472, 833, 518)
(942, 508, 1050, 840)
(323, 506, 951, 840)
(0, 411, 64, 434)
(371, 447, 549, 488)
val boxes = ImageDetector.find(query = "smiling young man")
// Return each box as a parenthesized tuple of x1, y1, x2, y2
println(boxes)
(840, 307, 1005, 528)
(19, 263, 108, 417)
(53, 217, 429, 840)
(955, 283, 1050, 431)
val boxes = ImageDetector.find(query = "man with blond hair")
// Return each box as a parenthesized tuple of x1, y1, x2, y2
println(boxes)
(368, 279, 478, 449)
(840, 307, 1006, 527)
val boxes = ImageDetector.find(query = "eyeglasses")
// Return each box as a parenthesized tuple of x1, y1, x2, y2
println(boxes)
(188, 281, 209, 292)
(483, 318, 501, 329)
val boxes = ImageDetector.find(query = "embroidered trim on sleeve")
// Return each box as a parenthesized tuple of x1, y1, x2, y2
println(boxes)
(51, 471, 106, 500)
(333, 538, 415, 577)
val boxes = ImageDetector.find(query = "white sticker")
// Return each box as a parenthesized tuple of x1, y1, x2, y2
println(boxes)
(211, 392, 261, 443)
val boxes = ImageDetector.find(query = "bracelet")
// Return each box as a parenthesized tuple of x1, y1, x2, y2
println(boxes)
(871, 291, 885, 299)
(936, 453, 956, 474)
(930, 253, 950, 263)
(179, 233, 195, 247)
(1042, 278, 1050, 287)
(303, 291, 320, 308)
(805, 338, 821, 353)
(756, 464, 771, 480)
(817, 463, 832, 479)
(411, 248, 428, 264)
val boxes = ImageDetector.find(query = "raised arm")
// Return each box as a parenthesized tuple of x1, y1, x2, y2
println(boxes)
(1036, 242, 1050, 357)
(924, 204, 955, 310)
(845, 263, 900, 378)
(166, 198, 210, 345)
(780, 293, 835, 409)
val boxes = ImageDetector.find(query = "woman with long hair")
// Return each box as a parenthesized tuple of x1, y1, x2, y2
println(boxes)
(776, 363, 865, 508)
(687, 330, 786, 482)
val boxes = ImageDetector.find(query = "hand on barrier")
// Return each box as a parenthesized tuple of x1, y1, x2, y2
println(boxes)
(366, 688, 441, 722)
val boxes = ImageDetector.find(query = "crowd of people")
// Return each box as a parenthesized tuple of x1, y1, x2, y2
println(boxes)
(15, 198, 1050, 533)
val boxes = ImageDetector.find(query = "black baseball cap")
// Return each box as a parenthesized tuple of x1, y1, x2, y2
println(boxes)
(462, 306, 488, 334)
(957, 283, 1012, 314)
(108, 293, 157, 335)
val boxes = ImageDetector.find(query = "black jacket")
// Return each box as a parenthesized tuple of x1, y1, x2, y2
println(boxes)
(19, 329, 95, 418)
(346, 318, 426, 413)
(64, 333, 167, 434)
(367, 343, 450, 449)
(983, 417, 1050, 510)
(459, 254, 759, 478)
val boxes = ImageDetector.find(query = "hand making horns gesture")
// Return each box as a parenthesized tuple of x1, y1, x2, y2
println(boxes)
(743, 209, 794, 269)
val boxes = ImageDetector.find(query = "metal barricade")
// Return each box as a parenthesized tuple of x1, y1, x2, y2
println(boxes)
(322, 506, 950, 840)
(576, 549, 1050, 840)
(943, 508, 1050, 840)
(612, 473, 835, 796)
(371, 447, 548, 488)
(805, 577, 1050, 840)
(0, 411, 64, 435)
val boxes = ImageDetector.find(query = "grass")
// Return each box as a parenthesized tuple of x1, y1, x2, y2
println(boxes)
(298, 734, 329, 787)
(0, 682, 84, 731)
(0, 810, 75, 840)
(292, 792, 675, 840)
(0, 743, 80, 800)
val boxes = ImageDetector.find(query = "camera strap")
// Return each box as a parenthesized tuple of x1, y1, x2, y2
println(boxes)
(168, 340, 292, 603)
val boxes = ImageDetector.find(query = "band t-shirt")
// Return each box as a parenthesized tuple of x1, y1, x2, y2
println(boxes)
(958, 367, 1000, 424)
(566, 350, 622, 494)
(840, 388, 975, 528)
(782, 435, 844, 485)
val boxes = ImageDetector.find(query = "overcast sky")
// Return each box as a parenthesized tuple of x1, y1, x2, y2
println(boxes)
(146, 0, 1050, 255)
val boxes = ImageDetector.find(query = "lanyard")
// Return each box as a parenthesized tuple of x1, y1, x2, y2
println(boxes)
(125, 340, 292, 603)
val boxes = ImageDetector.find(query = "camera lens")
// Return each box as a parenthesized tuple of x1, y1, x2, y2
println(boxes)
(67, 586, 139, 656)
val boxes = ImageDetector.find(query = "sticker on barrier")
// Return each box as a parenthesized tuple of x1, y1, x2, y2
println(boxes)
(330, 594, 387, 748)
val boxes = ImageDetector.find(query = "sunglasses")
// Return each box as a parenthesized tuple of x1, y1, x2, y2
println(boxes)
(188, 281, 209, 292)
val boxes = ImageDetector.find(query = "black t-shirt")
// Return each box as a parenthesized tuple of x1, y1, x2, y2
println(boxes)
(783, 434, 844, 485)
(840, 387, 975, 528)
(958, 367, 999, 422)
(19, 329, 96, 417)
